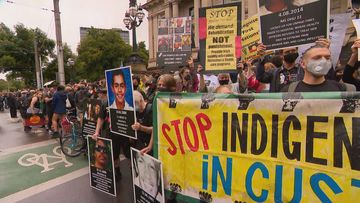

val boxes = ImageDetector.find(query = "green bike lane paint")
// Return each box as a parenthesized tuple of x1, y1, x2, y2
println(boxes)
(0, 142, 88, 199)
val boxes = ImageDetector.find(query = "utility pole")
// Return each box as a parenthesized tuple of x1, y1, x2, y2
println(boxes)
(53, 0, 65, 85)
(34, 39, 41, 89)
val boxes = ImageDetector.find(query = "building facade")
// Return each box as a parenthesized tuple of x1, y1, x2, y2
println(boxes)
(80, 27, 130, 44)
(143, 0, 353, 69)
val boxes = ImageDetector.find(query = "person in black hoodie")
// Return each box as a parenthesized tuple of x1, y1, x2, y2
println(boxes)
(51, 85, 67, 138)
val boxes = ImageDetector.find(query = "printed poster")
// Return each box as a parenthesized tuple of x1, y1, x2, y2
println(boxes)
(241, 15, 260, 60)
(157, 17, 192, 68)
(154, 92, 360, 202)
(131, 148, 165, 203)
(82, 99, 101, 136)
(88, 137, 116, 196)
(105, 66, 137, 139)
(258, 0, 329, 50)
(199, 2, 242, 72)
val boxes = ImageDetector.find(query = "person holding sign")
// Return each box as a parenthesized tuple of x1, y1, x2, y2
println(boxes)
(109, 69, 133, 111)
(281, 44, 347, 92)
(343, 39, 360, 91)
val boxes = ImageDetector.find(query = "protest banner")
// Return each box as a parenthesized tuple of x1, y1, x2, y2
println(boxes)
(298, 12, 352, 68)
(154, 92, 360, 202)
(131, 148, 165, 203)
(353, 19, 360, 61)
(82, 99, 101, 136)
(241, 15, 260, 60)
(88, 137, 116, 196)
(157, 17, 192, 69)
(199, 3, 242, 72)
(258, 0, 329, 51)
(105, 66, 137, 139)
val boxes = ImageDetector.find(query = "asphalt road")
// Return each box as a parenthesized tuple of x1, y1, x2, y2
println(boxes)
(0, 109, 133, 203)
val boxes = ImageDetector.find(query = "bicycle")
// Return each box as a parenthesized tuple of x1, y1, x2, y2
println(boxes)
(59, 109, 87, 157)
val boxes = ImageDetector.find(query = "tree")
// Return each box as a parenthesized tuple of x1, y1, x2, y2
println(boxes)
(43, 44, 77, 83)
(137, 41, 149, 65)
(0, 23, 55, 87)
(76, 28, 132, 81)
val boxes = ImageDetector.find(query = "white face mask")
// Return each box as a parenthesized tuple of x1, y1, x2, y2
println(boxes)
(306, 58, 332, 77)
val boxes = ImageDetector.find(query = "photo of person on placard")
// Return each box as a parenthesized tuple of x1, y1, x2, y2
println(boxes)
(259, 0, 297, 16)
(91, 139, 112, 171)
(131, 148, 164, 203)
(108, 68, 134, 111)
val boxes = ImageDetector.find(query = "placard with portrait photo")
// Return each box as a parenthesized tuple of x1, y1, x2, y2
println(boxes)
(82, 99, 101, 136)
(105, 66, 137, 139)
(131, 148, 165, 203)
(88, 136, 116, 196)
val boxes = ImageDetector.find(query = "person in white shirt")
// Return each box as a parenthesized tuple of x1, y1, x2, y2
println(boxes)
(109, 69, 133, 111)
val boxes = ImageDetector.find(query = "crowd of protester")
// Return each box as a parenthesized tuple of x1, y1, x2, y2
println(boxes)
(0, 37, 359, 184)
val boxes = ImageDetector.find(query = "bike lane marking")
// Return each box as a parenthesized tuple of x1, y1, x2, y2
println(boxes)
(0, 140, 57, 156)
(0, 167, 88, 203)
(0, 143, 88, 199)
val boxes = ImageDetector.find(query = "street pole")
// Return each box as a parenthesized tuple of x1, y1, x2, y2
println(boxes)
(53, 0, 65, 85)
(34, 39, 41, 89)
(39, 57, 44, 88)
(130, 0, 137, 52)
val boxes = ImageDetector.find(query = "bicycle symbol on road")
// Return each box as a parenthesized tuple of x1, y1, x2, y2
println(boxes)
(18, 146, 73, 173)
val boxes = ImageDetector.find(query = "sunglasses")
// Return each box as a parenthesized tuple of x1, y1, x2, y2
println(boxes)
(95, 145, 107, 153)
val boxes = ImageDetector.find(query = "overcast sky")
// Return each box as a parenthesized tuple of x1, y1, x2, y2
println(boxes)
(0, 0, 149, 80)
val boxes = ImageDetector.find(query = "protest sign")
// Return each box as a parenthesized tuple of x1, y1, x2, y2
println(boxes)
(241, 15, 260, 60)
(298, 13, 352, 68)
(353, 19, 360, 61)
(105, 66, 137, 139)
(157, 17, 192, 69)
(131, 148, 165, 203)
(258, 0, 329, 51)
(154, 92, 360, 202)
(199, 3, 242, 72)
(82, 99, 101, 136)
(88, 137, 116, 196)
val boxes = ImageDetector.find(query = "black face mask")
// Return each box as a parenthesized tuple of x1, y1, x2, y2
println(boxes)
(157, 87, 169, 92)
(283, 52, 299, 64)
(184, 75, 191, 81)
(219, 79, 229, 85)
(133, 84, 138, 90)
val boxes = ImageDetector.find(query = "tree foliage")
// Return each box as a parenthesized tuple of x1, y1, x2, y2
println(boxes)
(76, 28, 132, 81)
(0, 23, 55, 87)
(43, 43, 76, 83)
(137, 41, 149, 65)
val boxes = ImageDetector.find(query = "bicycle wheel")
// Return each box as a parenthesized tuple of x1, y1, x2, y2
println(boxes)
(61, 134, 85, 157)
(60, 122, 85, 157)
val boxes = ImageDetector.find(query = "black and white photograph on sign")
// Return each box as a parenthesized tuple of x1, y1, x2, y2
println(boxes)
(105, 67, 137, 139)
(88, 137, 116, 197)
(258, 0, 329, 50)
(82, 99, 101, 136)
(131, 148, 164, 203)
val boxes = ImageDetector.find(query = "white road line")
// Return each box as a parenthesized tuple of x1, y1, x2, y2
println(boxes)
(0, 167, 89, 203)
(0, 140, 58, 157)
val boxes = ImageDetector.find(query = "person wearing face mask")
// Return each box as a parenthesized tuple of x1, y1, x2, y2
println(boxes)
(256, 44, 303, 92)
(281, 44, 347, 92)
(132, 75, 147, 100)
(131, 91, 153, 155)
(175, 57, 199, 92)
(342, 39, 360, 91)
